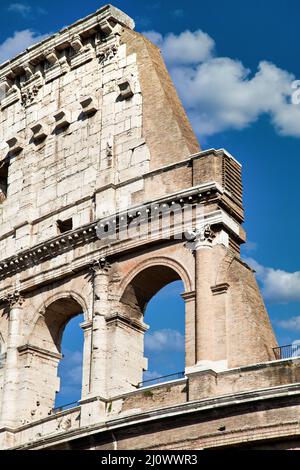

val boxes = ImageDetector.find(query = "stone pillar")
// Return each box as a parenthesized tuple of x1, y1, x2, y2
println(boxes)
(80, 320, 92, 400)
(88, 259, 111, 399)
(193, 225, 216, 367)
(181, 291, 196, 368)
(210, 283, 230, 364)
(106, 313, 148, 396)
(184, 225, 230, 373)
(0, 292, 24, 428)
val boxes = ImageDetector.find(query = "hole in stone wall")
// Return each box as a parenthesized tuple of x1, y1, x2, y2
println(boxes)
(143, 280, 185, 386)
(57, 218, 73, 234)
(54, 313, 84, 409)
(0, 160, 9, 202)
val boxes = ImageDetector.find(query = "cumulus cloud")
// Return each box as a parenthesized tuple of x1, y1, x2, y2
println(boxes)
(143, 29, 300, 137)
(245, 257, 300, 303)
(145, 29, 214, 65)
(0, 29, 49, 64)
(145, 329, 184, 352)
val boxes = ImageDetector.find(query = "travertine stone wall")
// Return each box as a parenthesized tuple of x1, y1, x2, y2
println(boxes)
(0, 5, 200, 262)
(2, 361, 300, 450)
(0, 4, 281, 447)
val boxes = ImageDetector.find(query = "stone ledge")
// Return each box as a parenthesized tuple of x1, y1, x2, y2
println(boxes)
(0, 5, 134, 76)
(0, 182, 225, 284)
(5, 381, 300, 450)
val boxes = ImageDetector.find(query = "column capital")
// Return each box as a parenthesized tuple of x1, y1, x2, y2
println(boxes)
(3, 290, 25, 308)
(185, 224, 216, 252)
(90, 257, 111, 274)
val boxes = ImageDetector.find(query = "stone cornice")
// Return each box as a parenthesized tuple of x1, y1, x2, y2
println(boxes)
(211, 283, 230, 295)
(0, 5, 134, 77)
(0, 183, 225, 280)
(105, 312, 148, 333)
(18, 344, 62, 361)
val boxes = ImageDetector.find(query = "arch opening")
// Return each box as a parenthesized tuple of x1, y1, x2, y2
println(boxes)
(120, 264, 186, 388)
(28, 296, 85, 414)
(55, 313, 84, 409)
(143, 279, 185, 385)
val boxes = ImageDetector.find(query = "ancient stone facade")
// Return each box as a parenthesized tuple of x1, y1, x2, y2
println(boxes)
(0, 4, 299, 450)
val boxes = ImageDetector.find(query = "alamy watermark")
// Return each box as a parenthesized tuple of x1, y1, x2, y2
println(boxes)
(95, 200, 213, 249)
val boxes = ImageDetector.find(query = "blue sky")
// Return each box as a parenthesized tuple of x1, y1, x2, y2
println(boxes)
(2, 1, 300, 405)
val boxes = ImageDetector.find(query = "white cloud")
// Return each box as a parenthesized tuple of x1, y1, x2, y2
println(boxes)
(145, 29, 214, 65)
(276, 316, 300, 331)
(0, 29, 49, 64)
(245, 257, 300, 303)
(145, 328, 184, 352)
(143, 29, 300, 138)
(8, 3, 31, 17)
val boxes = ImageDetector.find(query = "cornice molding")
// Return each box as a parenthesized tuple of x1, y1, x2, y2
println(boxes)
(0, 5, 134, 78)
(0, 183, 222, 277)
(0, 183, 243, 286)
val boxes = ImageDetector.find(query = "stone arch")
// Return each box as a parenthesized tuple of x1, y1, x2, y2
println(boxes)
(28, 292, 86, 355)
(18, 293, 88, 419)
(41, 290, 89, 321)
(118, 256, 192, 309)
(108, 256, 189, 391)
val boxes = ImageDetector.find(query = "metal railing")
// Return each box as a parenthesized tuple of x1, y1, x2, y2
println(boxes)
(138, 371, 185, 388)
(51, 400, 80, 414)
(273, 343, 300, 360)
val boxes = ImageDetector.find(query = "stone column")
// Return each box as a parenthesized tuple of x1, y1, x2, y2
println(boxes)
(193, 225, 216, 367)
(185, 225, 230, 373)
(0, 292, 24, 428)
(88, 258, 111, 399)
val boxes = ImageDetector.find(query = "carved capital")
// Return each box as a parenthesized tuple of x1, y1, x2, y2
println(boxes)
(90, 257, 111, 274)
(98, 44, 118, 64)
(3, 291, 25, 308)
(185, 224, 216, 252)
(21, 80, 42, 107)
